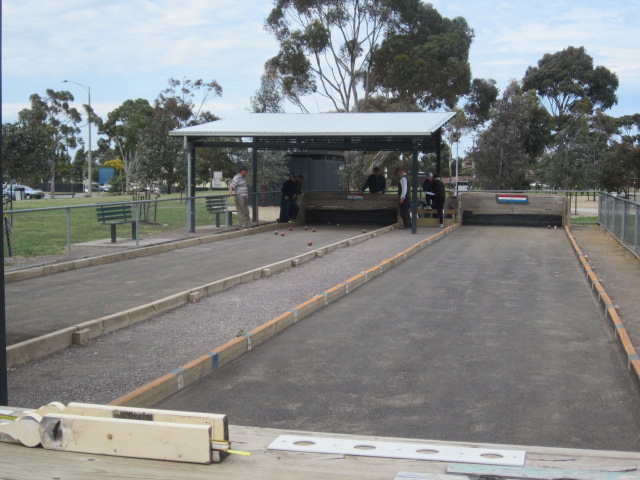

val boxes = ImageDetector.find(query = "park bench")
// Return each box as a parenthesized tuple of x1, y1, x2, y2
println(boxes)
(205, 197, 234, 227)
(96, 204, 137, 243)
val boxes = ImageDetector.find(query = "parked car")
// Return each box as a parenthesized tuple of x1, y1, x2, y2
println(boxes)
(2, 184, 45, 200)
(99, 184, 112, 192)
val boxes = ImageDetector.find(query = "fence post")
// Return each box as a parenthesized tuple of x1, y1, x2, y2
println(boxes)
(135, 201, 140, 247)
(612, 195, 617, 235)
(633, 205, 640, 256)
(622, 200, 627, 246)
(66, 206, 72, 257)
(598, 193, 602, 225)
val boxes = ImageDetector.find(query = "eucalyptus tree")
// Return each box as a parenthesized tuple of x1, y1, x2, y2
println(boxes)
(264, 0, 473, 113)
(522, 46, 618, 126)
(2, 122, 48, 185)
(522, 47, 620, 188)
(132, 78, 222, 192)
(600, 114, 640, 194)
(541, 110, 615, 190)
(445, 78, 499, 176)
(4, 90, 82, 197)
(99, 98, 155, 190)
(464, 78, 499, 130)
(469, 81, 551, 189)
(249, 68, 291, 195)
(250, 66, 285, 114)
(371, 3, 473, 110)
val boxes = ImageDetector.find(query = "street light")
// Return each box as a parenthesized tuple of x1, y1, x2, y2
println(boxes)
(63, 80, 92, 197)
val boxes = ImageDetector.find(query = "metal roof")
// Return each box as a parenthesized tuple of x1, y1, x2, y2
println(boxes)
(170, 112, 456, 152)
(169, 112, 456, 138)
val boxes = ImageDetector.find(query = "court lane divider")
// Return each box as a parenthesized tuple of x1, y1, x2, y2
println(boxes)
(565, 226, 640, 391)
(109, 223, 460, 408)
(4, 221, 293, 284)
(6, 224, 395, 368)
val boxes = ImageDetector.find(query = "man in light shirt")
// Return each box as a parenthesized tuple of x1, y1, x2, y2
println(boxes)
(395, 167, 411, 229)
(228, 165, 250, 230)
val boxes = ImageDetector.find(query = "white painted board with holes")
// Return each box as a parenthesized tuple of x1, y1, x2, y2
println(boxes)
(268, 435, 526, 466)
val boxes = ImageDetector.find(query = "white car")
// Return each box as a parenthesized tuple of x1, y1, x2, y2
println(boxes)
(2, 185, 45, 199)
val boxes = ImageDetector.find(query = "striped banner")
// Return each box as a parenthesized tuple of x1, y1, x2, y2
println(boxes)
(496, 194, 529, 204)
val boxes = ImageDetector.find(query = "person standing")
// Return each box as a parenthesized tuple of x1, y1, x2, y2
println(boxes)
(360, 166, 386, 194)
(228, 165, 251, 230)
(395, 167, 411, 229)
(422, 172, 433, 208)
(426, 172, 446, 228)
(279, 173, 300, 223)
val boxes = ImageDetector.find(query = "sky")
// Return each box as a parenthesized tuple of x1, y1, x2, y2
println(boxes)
(2, 0, 640, 154)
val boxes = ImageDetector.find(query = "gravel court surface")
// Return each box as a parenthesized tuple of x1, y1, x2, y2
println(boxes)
(155, 226, 640, 451)
(7, 226, 443, 408)
(6, 223, 385, 344)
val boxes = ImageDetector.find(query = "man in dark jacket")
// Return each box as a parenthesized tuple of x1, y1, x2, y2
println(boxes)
(422, 172, 433, 208)
(360, 166, 386, 194)
(425, 172, 446, 228)
(279, 174, 300, 223)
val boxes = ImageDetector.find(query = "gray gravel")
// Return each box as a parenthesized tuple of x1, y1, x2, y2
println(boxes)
(8, 228, 440, 408)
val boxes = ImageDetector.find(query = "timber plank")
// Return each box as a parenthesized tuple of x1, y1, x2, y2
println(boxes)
(3, 424, 640, 480)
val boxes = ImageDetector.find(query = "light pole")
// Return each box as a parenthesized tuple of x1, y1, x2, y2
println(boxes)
(63, 80, 92, 197)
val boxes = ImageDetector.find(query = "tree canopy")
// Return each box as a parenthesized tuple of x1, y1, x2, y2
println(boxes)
(469, 81, 551, 189)
(522, 46, 618, 123)
(3, 90, 82, 195)
(99, 98, 155, 189)
(371, 3, 473, 110)
(264, 0, 473, 112)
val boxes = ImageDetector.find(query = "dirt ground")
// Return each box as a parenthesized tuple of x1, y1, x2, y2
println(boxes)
(570, 225, 640, 350)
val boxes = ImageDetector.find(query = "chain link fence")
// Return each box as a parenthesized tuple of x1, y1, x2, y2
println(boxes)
(3, 193, 282, 272)
(599, 193, 640, 259)
(4, 190, 636, 271)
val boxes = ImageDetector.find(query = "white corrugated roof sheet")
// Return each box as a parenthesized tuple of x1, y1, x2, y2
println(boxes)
(169, 112, 456, 138)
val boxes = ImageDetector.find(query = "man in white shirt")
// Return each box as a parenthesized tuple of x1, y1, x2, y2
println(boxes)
(228, 166, 250, 230)
(395, 167, 411, 229)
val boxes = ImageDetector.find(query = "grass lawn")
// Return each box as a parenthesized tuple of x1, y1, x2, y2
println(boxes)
(3, 193, 229, 258)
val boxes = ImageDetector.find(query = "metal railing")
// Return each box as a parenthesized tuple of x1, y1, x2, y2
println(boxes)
(599, 193, 640, 259)
(4, 189, 635, 271)
(2, 192, 282, 272)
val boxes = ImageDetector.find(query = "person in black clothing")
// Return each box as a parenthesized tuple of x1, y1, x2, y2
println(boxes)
(426, 172, 446, 228)
(279, 174, 300, 222)
(360, 166, 386, 194)
(422, 171, 433, 208)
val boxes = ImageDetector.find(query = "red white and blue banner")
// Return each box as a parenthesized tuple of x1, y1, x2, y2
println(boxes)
(496, 194, 529, 204)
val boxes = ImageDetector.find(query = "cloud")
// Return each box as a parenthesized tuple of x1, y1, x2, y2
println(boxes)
(3, 0, 639, 125)
(3, 0, 277, 78)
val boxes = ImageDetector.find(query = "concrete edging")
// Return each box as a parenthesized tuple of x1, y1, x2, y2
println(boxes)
(565, 226, 640, 390)
(5, 224, 395, 368)
(4, 221, 285, 284)
(109, 223, 460, 407)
